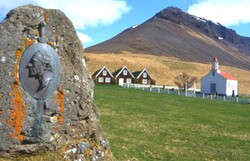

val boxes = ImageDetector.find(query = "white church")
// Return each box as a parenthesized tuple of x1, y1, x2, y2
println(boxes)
(200, 57, 238, 96)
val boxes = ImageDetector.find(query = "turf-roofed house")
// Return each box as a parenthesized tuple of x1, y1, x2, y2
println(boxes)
(112, 66, 134, 86)
(132, 68, 153, 85)
(92, 66, 113, 84)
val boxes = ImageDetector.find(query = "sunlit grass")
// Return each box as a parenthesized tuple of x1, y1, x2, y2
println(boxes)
(94, 85, 250, 160)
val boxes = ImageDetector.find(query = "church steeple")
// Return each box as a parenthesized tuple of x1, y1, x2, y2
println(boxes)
(211, 57, 220, 74)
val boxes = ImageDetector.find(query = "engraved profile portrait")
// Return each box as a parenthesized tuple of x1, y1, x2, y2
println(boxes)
(19, 43, 61, 100)
(27, 50, 54, 93)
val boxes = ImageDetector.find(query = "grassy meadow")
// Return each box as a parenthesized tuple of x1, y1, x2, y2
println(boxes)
(94, 85, 250, 161)
(85, 52, 250, 94)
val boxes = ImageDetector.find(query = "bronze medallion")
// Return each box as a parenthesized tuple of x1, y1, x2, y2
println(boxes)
(19, 42, 61, 100)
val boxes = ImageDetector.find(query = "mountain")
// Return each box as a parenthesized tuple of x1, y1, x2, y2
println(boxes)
(85, 7, 250, 70)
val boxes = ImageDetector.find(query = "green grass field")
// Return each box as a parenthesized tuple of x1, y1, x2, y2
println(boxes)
(94, 85, 250, 161)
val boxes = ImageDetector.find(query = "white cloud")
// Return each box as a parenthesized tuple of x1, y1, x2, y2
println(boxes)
(36, 0, 131, 29)
(0, 0, 131, 44)
(77, 31, 92, 47)
(188, 0, 250, 26)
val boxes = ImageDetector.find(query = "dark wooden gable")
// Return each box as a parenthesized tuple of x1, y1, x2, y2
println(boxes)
(92, 66, 113, 84)
(113, 66, 134, 85)
(132, 68, 152, 85)
(113, 66, 134, 78)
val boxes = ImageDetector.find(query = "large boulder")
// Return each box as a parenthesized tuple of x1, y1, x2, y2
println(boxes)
(0, 5, 112, 160)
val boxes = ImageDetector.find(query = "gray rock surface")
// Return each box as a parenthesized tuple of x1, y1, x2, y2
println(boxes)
(0, 5, 112, 160)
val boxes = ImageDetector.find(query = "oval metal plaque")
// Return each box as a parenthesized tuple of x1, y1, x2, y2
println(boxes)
(19, 43, 61, 100)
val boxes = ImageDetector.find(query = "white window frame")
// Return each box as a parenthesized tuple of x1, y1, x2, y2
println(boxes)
(126, 78, 132, 84)
(123, 70, 127, 76)
(98, 77, 104, 83)
(142, 79, 147, 85)
(143, 72, 147, 78)
(103, 70, 107, 76)
(105, 77, 111, 83)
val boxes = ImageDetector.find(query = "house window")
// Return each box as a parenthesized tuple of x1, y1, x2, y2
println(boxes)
(98, 77, 104, 83)
(143, 72, 147, 78)
(126, 78, 132, 84)
(105, 77, 111, 83)
(142, 79, 147, 84)
(103, 70, 107, 76)
(123, 70, 127, 75)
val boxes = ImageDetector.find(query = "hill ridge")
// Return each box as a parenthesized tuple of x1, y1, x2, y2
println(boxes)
(154, 7, 250, 53)
(85, 7, 250, 70)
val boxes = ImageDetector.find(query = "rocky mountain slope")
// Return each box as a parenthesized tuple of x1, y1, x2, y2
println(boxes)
(85, 7, 250, 70)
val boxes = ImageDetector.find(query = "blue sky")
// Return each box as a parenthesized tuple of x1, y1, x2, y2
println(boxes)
(0, 0, 250, 48)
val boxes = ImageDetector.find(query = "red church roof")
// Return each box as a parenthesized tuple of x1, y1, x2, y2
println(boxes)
(219, 72, 236, 80)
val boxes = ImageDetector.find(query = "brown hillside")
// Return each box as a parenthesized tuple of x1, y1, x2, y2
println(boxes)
(85, 53, 250, 94)
(85, 7, 250, 70)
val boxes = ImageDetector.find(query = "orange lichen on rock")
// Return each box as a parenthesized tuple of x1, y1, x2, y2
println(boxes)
(47, 41, 54, 46)
(15, 49, 22, 62)
(56, 36, 60, 45)
(35, 29, 39, 37)
(24, 37, 35, 48)
(44, 12, 49, 22)
(55, 87, 65, 130)
(8, 49, 26, 141)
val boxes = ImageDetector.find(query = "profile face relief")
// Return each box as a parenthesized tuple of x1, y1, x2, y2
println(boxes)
(27, 59, 37, 76)
(26, 50, 54, 93)
(19, 43, 61, 100)
(27, 56, 42, 77)
(27, 51, 53, 77)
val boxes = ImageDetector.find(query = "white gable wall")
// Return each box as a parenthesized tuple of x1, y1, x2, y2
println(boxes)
(201, 72, 227, 95)
(226, 80, 238, 96)
(216, 75, 227, 95)
(201, 74, 211, 93)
